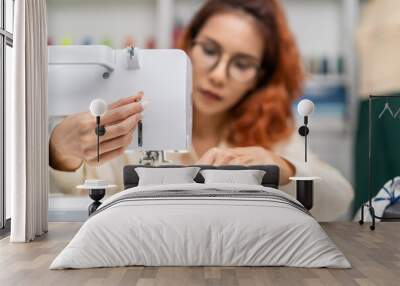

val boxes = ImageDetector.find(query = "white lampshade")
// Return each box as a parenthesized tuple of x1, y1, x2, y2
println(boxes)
(90, 99, 107, 117)
(297, 99, 315, 116)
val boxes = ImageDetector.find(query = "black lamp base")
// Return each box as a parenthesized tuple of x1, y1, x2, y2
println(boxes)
(88, 188, 106, 215)
(296, 180, 314, 210)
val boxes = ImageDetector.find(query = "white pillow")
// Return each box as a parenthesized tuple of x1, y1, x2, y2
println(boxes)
(135, 167, 201, 186)
(200, 169, 266, 185)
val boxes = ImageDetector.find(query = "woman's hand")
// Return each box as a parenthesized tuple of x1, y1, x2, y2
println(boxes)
(196, 146, 295, 184)
(49, 92, 144, 171)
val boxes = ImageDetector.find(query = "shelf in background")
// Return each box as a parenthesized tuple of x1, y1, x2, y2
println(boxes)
(306, 74, 347, 88)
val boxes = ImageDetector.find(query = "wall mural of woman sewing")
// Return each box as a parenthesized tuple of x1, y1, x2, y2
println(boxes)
(47, 0, 355, 222)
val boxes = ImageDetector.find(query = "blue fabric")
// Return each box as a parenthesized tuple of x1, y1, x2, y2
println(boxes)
(374, 178, 400, 205)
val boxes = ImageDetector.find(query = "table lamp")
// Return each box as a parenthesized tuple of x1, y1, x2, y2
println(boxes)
(90, 99, 107, 162)
(77, 99, 114, 216)
(289, 99, 320, 210)
(297, 99, 314, 162)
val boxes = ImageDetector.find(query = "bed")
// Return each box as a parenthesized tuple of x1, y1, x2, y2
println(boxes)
(50, 165, 350, 269)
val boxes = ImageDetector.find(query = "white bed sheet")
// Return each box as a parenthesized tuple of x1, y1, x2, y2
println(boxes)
(50, 183, 350, 269)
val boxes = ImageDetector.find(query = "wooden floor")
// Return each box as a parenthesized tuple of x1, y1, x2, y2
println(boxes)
(0, 222, 399, 286)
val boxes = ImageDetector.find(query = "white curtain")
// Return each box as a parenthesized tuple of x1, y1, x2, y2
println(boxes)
(9, 0, 49, 242)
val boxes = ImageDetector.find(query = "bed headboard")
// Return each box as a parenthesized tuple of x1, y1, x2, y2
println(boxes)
(123, 164, 280, 189)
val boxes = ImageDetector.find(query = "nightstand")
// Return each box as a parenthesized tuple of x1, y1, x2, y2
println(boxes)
(77, 180, 117, 215)
(289, 177, 321, 210)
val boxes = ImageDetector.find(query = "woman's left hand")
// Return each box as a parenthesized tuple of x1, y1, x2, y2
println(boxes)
(196, 146, 295, 184)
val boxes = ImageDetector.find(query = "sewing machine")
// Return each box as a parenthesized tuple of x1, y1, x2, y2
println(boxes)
(48, 45, 193, 165)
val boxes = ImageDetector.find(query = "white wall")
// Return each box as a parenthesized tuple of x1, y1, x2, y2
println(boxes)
(283, 0, 344, 58)
(174, 0, 204, 24)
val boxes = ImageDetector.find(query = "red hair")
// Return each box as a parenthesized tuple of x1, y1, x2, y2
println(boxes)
(178, 0, 304, 149)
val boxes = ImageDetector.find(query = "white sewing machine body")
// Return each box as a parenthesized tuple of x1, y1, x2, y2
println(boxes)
(48, 45, 192, 152)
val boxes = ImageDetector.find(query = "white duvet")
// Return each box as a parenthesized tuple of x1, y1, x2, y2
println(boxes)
(50, 183, 350, 269)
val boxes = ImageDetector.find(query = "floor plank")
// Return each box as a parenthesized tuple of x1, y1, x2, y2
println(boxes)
(0, 222, 399, 286)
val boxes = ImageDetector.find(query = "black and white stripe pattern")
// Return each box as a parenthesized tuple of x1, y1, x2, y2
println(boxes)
(91, 189, 311, 217)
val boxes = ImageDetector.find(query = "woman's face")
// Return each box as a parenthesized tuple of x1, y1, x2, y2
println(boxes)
(189, 11, 264, 116)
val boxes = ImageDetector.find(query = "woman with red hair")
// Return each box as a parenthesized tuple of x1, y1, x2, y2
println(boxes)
(49, 0, 353, 221)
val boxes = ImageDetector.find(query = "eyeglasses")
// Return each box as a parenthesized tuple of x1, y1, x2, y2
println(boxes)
(190, 39, 262, 84)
